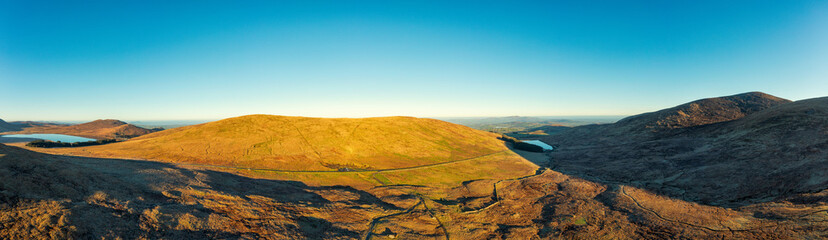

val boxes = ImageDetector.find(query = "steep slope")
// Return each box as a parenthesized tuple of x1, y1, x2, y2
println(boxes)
(543, 94, 827, 207)
(616, 91, 791, 131)
(6, 119, 156, 139)
(546, 92, 792, 146)
(0, 118, 21, 132)
(43, 115, 509, 171)
(0, 144, 392, 239)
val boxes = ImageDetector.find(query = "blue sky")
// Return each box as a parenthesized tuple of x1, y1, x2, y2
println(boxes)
(1, 0, 826, 121)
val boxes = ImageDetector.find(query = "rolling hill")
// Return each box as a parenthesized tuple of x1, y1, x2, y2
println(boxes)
(5, 119, 157, 139)
(42, 115, 512, 171)
(542, 92, 828, 207)
(616, 91, 791, 131)
(0, 118, 21, 132)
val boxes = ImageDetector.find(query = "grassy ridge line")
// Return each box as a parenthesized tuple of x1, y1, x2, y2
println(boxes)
(162, 150, 508, 173)
(54, 115, 510, 171)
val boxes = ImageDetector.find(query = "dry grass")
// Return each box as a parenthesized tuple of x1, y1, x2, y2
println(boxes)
(5, 119, 155, 140)
(34, 115, 508, 171)
(1, 144, 825, 239)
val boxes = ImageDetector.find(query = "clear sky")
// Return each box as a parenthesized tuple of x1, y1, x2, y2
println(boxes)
(1, 0, 826, 121)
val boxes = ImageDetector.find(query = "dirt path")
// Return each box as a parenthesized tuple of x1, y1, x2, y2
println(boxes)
(363, 197, 424, 240)
(159, 150, 508, 174)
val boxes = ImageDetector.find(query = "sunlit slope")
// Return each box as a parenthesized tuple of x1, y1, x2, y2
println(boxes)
(65, 115, 508, 171)
(4, 119, 156, 139)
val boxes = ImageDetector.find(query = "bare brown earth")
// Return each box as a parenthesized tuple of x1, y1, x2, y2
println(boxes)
(3, 119, 156, 140)
(1, 144, 825, 239)
(542, 93, 828, 207)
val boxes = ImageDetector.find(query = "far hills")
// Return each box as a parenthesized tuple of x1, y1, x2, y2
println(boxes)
(542, 92, 827, 207)
(40, 115, 517, 171)
(443, 116, 619, 134)
(0, 118, 21, 132)
(2, 119, 157, 140)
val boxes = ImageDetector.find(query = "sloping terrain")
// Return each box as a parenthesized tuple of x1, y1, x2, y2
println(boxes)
(616, 91, 790, 131)
(2, 144, 824, 239)
(0, 118, 21, 132)
(37, 115, 510, 171)
(5, 119, 156, 139)
(545, 92, 792, 147)
(542, 93, 828, 207)
(0, 144, 394, 239)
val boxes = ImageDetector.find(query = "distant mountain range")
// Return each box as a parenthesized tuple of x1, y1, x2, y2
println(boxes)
(442, 116, 621, 134)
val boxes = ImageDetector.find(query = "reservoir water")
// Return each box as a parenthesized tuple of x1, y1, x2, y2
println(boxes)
(522, 140, 554, 151)
(0, 134, 97, 143)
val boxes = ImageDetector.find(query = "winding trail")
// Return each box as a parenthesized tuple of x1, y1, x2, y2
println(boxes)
(363, 197, 424, 240)
(165, 150, 508, 174)
(421, 196, 450, 240)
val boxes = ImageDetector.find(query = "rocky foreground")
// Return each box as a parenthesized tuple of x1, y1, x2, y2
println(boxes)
(1, 142, 825, 239)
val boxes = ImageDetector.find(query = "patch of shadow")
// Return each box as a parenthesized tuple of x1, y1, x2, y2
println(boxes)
(296, 216, 360, 239)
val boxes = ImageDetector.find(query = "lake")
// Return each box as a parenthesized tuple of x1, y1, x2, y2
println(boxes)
(0, 134, 97, 143)
(522, 140, 554, 151)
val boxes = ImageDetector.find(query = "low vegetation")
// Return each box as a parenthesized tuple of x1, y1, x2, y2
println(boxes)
(543, 93, 828, 207)
(2, 143, 823, 239)
(3, 93, 827, 239)
(25, 139, 116, 148)
(34, 115, 512, 171)
(5, 119, 157, 140)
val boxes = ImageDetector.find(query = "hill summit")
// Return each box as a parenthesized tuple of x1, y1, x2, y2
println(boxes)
(616, 91, 791, 131)
(60, 115, 509, 171)
(4, 119, 156, 139)
(543, 93, 827, 206)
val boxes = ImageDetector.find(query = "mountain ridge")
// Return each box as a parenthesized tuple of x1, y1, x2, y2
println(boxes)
(542, 93, 828, 207)
(616, 91, 791, 131)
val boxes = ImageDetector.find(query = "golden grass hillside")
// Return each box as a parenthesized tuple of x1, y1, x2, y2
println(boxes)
(43, 115, 509, 171)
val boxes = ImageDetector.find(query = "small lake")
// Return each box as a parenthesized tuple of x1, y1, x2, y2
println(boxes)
(0, 134, 97, 143)
(522, 140, 554, 151)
